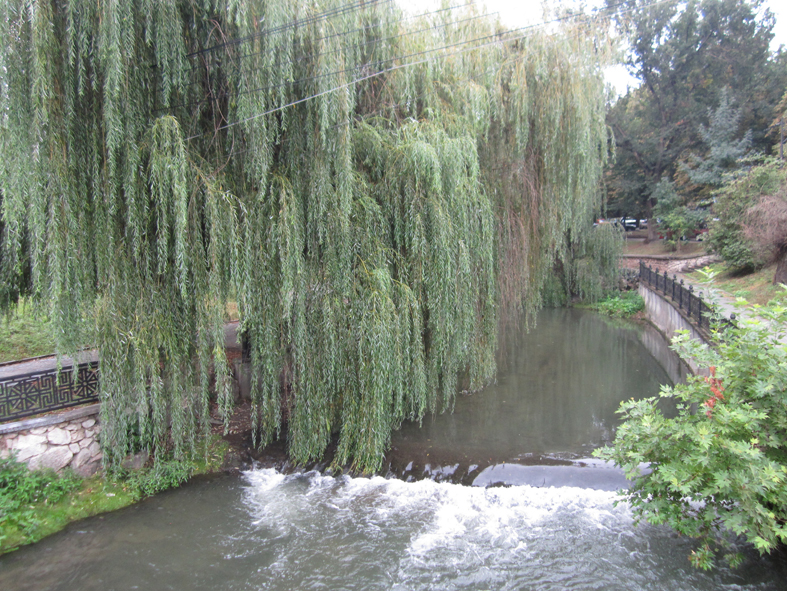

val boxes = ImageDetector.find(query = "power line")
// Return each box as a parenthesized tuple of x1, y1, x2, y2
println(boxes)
(184, 0, 668, 143)
(229, 1, 477, 70)
(184, 17, 581, 141)
(160, 11, 495, 115)
(232, 11, 494, 82)
(179, 1, 476, 84)
(185, 0, 394, 59)
(220, 67, 497, 161)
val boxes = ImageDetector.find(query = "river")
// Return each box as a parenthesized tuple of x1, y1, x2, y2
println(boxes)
(2, 308, 786, 590)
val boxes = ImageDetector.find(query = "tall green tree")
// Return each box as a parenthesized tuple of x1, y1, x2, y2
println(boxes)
(681, 87, 752, 196)
(0, 0, 614, 471)
(604, 0, 781, 236)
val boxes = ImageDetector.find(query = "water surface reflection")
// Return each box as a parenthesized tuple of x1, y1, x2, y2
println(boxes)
(388, 308, 683, 486)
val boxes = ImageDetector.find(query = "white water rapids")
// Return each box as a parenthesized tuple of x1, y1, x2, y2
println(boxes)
(230, 468, 787, 590)
(2, 463, 787, 590)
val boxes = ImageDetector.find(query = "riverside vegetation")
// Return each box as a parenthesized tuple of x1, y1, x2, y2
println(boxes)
(0, 437, 229, 554)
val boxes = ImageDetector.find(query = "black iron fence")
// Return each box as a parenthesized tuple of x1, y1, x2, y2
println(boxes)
(0, 361, 99, 423)
(639, 262, 735, 333)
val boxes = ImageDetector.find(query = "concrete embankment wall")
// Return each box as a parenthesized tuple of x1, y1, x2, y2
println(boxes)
(638, 284, 709, 376)
(0, 404, 103, 476)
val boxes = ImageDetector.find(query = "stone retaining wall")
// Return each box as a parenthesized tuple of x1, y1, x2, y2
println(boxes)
(0, 404, 102, 476)
(620, 254, 720, 274)
(639, 284, 709, 376)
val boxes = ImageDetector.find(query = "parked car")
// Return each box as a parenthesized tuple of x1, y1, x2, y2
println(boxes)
(622, 218, 638, 231)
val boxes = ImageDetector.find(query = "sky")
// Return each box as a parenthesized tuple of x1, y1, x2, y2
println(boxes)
(397, 0, 787, 96)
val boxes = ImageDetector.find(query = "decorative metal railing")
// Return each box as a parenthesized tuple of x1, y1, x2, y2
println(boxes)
(639, 262, 735, 333)
(0, 361, 100, 423)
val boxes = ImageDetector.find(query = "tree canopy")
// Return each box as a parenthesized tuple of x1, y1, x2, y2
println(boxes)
(604, 0, 784, 223)
(0, 0, 615, 471)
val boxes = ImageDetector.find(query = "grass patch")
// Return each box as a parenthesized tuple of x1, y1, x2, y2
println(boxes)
(0, 302, 56, 363)
(225, 301, 240, 322)
(687, 262, 783, 307)
(0, 456, 134, 554)
(0, 435, 230, 555)
(0, 300, 240, 365)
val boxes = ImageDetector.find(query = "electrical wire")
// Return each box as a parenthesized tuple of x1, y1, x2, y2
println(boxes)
(183, 0, 669, 142)
(159, 11, 496, 114)
(185, 0, 394, 59)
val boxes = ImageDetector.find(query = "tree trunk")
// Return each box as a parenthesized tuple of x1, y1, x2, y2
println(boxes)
(773, 245, 787, 285)
(646, 198, 656, 244)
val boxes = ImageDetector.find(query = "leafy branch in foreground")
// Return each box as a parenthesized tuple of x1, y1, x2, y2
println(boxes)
(595, 295, 787, 569)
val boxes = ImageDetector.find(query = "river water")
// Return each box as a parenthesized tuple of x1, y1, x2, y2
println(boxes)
(2, 308, 786, 590)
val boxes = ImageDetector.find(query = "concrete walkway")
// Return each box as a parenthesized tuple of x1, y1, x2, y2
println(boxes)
(672, 269, 787, 348)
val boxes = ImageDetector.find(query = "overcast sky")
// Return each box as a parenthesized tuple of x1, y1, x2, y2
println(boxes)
(397, 0, 787, 96)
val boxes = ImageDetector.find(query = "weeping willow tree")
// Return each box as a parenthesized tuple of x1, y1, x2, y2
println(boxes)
(0, 0, 615, 471)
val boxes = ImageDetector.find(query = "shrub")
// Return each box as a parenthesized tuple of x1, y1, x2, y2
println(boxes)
(708, 159, 786, 272)
(592, 291, 645, 318)
(595, 294, 787, 569)
(122, 459, 194, 501)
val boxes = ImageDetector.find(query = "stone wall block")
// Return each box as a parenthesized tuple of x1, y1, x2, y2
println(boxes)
(15, 443, 47, 462)
(74, 461, 99, 477)
(1, 406, 101, 473)
(29, 447, 73, 471)
(15, 433, 47, 448)
(47, 428, 71, 446)
(73, 447, 94, 468)
(87, 441, 101, 457)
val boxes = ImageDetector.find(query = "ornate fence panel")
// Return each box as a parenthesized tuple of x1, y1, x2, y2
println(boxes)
(0, 361, 100, 422)
(639, 262, 733, 332)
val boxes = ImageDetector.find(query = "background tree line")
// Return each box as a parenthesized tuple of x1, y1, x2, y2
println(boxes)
(604, 0, 787, 242)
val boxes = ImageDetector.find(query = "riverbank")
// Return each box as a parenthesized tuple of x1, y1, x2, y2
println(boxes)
(0, 434, 230, 555)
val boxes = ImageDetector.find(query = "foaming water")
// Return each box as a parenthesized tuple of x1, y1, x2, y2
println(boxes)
(2, 469, 787, 590)
(236, 469, 787, 591)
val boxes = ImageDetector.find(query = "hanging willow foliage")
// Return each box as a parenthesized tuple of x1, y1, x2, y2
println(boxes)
(0, 0, 614, 472)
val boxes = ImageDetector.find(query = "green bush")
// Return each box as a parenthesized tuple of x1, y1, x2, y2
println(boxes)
(595, 295, 787, 569)
(708, 159, 786, 272)
(122, 459, 194, 501)
(592, 291, 645, 318)
(0, 455, 82, 543)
